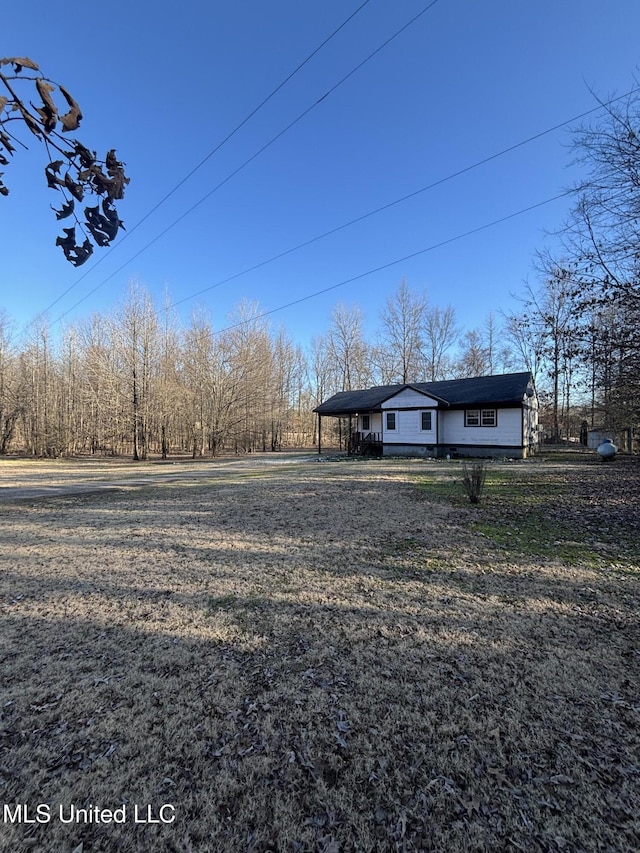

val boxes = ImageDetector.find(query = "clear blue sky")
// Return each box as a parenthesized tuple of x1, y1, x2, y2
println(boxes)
(2, 0, 640, 347)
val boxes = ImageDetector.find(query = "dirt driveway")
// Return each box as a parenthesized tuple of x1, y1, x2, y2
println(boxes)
(0, 452, 317, 501)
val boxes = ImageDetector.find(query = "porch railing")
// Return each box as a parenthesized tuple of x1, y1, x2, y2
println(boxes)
(349, 431, 383, 456)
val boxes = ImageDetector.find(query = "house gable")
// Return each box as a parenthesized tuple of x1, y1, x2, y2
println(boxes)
(380, 387, 442, 409)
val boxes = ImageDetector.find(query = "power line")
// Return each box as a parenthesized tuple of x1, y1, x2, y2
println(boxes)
(126, 0, 376, 229)
(51, 81, 639, 332)
(212, 190, 575, 336)
(13, 0, 374, 334)
(16, 9, 633, 340)
(43, 0, 442, 330)
(169, 89, 640, 310)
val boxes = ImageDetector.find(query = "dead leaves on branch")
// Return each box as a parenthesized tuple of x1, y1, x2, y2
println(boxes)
(56, 228, 94, 267)
(79, 148, 128, 200)
(34, 79, 57, 132)
(57, 85, 83, 132)
(0, 56, 40, 73)
(85, 200, 124, 247)
(0, 56, 128, 265)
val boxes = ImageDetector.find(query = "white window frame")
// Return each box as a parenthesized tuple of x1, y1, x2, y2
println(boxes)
(465, 408, 497, 427)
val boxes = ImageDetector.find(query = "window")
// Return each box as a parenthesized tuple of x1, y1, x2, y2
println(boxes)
(465, 409, 496, 427)
(361, 415, 370, 431)
(386, 412, 396, 431)
(420, 411, 432, 431)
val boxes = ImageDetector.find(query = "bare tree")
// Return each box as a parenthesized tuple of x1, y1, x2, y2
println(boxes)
(182, 311, 219, 457)
(563, 88, 640, 299)
(509, 270, 579, 441)
(326, 303, 371, 392)
(0, 311, 21, 453)
(269, 329, 299, 451)
(18, 319, 62, 456)
(483, 312, 516, 374)
(289, 343, 313, 446)
(504, 312, 545, 385)
(452, 312, 515, 379)
(76, 312, 123, 455)
(376, 278, 428, 383)
(115, 283, 158, 460)
(423, 304, 458, 380)
(224, 301, 273, 453)
(157, 295, 182, 459)
(57, 325, 84, 455)
(454, 328, 490, 378)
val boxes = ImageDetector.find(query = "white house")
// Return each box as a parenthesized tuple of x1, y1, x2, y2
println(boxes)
(314, 372, 538, 459)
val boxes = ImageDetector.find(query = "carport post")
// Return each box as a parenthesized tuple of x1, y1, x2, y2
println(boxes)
(318, 414, 322, 455)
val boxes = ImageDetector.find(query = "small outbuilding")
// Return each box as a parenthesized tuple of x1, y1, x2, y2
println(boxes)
(587, 429, 615, 450)
(314, 371, 538, 459)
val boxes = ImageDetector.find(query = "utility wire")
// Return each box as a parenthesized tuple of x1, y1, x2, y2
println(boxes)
(50, 81, 638, 332)
(21, 6, 634, 339)
(170, 88, 640, 309)
(13, 0, 374, 334)
(212, 190, 575, 336)
(124, 0, 375, 231)
(42, 0, 442, 330)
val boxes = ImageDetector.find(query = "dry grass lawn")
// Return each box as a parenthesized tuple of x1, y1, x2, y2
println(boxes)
(0, 453, 638, 852)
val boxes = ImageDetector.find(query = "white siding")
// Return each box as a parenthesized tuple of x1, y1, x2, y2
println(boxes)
(440, 408, 522, 446)
(380, 388, 440, 408)
(380, 389, 438, 443)
(382, 407, 437, 444)
(359, 413, 382, 433)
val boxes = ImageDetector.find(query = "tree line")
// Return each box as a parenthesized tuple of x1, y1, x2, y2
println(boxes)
(0, 261, 636, 457)
(0, 288, 314, 458)
(0, 277, 516, 458)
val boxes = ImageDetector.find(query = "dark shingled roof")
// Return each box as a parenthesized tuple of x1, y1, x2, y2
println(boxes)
(314, 372, 534, 416)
